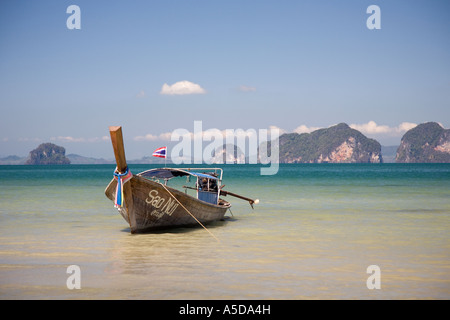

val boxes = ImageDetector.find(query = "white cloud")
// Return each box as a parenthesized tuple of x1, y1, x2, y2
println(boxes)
(238, 85, 256, 92)
(396, 122, 418, 133)
(350, 121, 391, 134)
(53, 136, 85, 142)
(350, 121, 417, 135)
(133, 134, 157, 142)
(136, 90, 146, 98)
(134, 126, 283, 143)
(158, 132, 173, 141)
(134, 132, 172, 141)
(160, 81, 206, 95)
(268, 125, 286, 135)
(50, 136, 109, 143)
(293, 125, 323, 134)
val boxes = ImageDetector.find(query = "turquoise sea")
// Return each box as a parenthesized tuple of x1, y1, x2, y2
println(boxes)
(0, 163, 449, 299)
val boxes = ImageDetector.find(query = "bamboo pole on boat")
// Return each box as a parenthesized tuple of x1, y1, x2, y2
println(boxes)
(109, 126, 138, 233)
(219, 189, 259, 208)
(183, 185, 259, 208)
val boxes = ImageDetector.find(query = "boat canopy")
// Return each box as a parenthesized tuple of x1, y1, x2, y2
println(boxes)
(138, 168, 220, 181)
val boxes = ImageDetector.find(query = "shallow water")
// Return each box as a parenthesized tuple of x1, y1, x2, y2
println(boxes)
(0, 164, 449, 299)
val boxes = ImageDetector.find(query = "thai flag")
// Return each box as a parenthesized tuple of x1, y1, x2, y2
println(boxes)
(152, 147, 167, 158)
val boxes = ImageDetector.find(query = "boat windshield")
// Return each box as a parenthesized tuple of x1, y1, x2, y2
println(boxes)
(138, 168, 221, 181)
(138, 168, 223, 205)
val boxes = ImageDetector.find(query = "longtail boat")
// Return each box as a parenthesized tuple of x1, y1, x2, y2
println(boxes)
(104, 126, 258, 234)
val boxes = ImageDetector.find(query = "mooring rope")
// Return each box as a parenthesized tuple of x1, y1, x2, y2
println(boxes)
(160, 183, 221, 243)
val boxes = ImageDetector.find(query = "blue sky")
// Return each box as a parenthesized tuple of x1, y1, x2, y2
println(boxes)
(1, 0, 449, 159)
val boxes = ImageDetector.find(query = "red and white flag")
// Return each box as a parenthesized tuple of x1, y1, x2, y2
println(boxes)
(152, 147, 167, 158)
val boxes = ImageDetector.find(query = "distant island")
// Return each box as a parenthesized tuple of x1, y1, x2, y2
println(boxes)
(396, 122, 450, 163)
(274, 123, 382, 163)
(25, 143, 71, 165)
(1, 122, 450, 165)
(65, 154, 114, 165)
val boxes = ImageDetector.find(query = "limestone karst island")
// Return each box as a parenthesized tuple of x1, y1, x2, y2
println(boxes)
(25, 143, 71, 165)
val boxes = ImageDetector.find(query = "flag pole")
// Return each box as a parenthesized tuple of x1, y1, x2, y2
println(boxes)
(152, 146, 168, 167)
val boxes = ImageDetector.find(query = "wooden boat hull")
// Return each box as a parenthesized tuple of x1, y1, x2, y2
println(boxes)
(105, 174, 230, 232)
